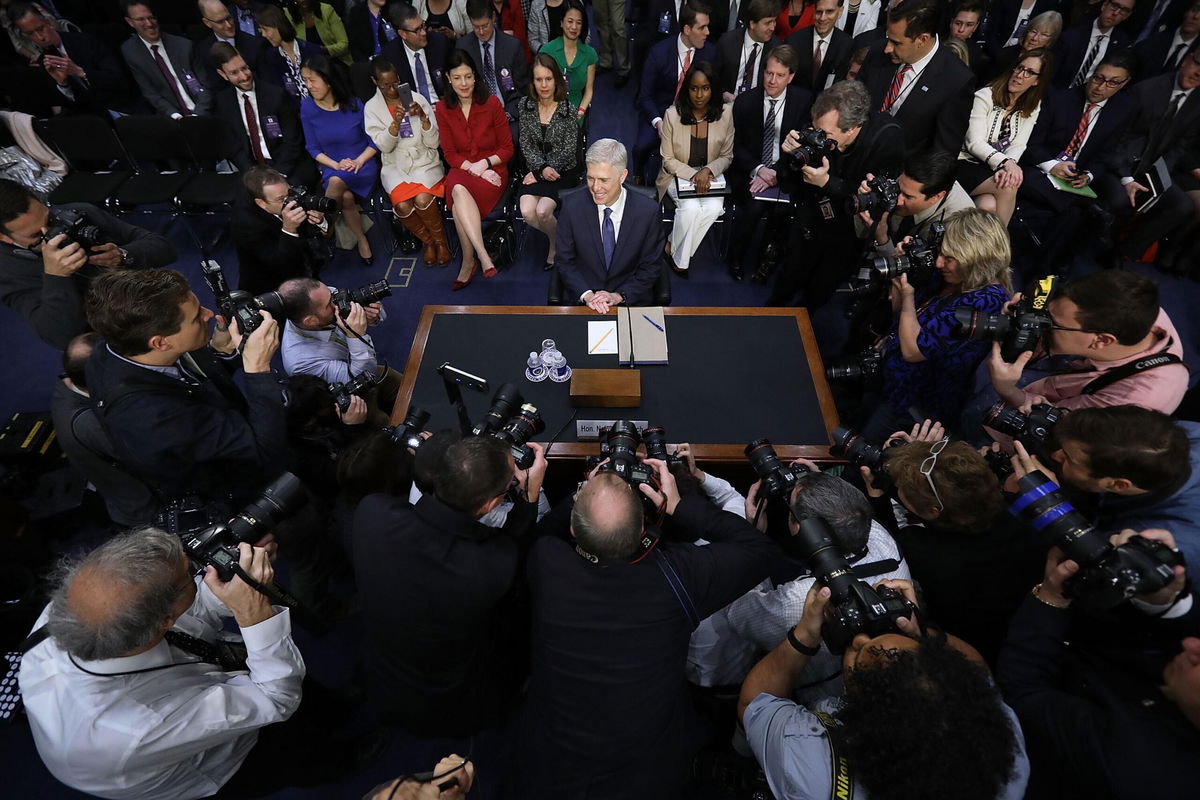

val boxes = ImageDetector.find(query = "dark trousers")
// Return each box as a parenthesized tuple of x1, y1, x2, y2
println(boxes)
(731, 197, 789, 270)
(1094, 174, 1195, 259)
(767, 212, 859, 309)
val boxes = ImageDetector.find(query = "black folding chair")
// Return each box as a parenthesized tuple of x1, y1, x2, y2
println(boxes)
(35, 115, 130, 207)
(175, 115, 245, 255)
(111, 115, 193, 215)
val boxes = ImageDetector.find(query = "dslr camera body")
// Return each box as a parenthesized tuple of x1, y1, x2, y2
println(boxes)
(595, 420, 660, 491)
(955, 275, 1060, 363)
(829, 426, 906, 490)
(985, 401, 1065, 451)
(333, 280, 392, 318)
(789, 128, 837, 169)
(844, 222, 947, 300)
(847, 174, 900, 218)
(825, 347, 884, 385)
(39, 208, 106, 252)
(745, 438, 809, 501)
(328, 370, 377, 413)
(199, 259, 284, 336)
(383, 405, 430, 450)
(286, 185, 337, 215)
(471, 383, 545, 470)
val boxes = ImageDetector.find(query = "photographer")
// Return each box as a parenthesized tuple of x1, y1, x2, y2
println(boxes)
(352, 435, 547, 737)
(998, 529, 1200, 799)
(985, 269, 1188, 416)
(715, 466, 909, 696)
(284, 373, 371, 503)
(856, 151, 976, 257)
(859, 421, 1048, 665)
(0, 178, 176, 349)
(1014, 405, 1200, 574)
(19, 529, 311, 799)
(278, 277, 401, 428)
(521, 459, 779, 798)
(767, 79, 903, 309)
(739, 578, 1030, 800)
(231, 166, 332, 296)
(863, 207, 1012, 442)
(83, 268, 290, 519)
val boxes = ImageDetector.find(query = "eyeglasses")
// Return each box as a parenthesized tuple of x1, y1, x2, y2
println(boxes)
(1088, 73, 1128, 88)
(1104, 0, 1135, 15)
(128, 14, 157, 23)
(920, 437, 949, 513)
(1013, 66, 1040, 77)
(400, 22, 427, 34)
(207, 14, 233, 25)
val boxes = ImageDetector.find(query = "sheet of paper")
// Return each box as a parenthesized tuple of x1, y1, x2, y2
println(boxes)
(587, 320, 618, 355)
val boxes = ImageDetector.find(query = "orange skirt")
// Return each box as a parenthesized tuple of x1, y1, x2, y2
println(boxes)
(389, 179, 445, 207)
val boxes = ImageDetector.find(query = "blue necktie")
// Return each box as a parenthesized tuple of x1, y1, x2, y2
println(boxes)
(414, 52, 431, 102)
(602, 207, 615, 270)
(483, 41, 500, 97)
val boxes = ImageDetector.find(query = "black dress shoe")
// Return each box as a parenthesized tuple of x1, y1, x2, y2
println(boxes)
(360, 254, 374, 266)
(543, 261, 554, 271)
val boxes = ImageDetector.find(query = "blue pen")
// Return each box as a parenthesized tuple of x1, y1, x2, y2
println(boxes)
(641, 314, 665, 332)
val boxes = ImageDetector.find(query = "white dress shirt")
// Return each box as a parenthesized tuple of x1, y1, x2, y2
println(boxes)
(19, 581, 304, 800)
(888, 37, 939, 114)
(736, 31, 762, 92)
(580, 186, 629, 301)
(239, 87, 272, 160)
(139, 36, 196, 113)
(754, 90, 787, 176)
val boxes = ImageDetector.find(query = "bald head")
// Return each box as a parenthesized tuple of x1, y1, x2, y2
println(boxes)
(199, 0, 237, 39)
(571, 472, 645, 561)
(48, 528, 193, 660)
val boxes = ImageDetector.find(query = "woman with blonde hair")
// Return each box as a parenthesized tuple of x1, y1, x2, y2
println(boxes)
(862, 208, 1013, 441)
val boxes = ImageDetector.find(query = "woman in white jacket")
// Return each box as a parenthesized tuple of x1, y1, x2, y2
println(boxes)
(364, 55, 451, 265)
(957, 48, 1053, 226)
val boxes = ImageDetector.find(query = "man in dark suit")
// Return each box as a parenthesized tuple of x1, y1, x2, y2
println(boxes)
(458, 0, 529, 122)
(228, 0, 269, 37)
(1133, 0, 1199, 78)
(727, 45, 813, 280)
(856, 0, 974, 156)
(232, 167, 331, 295)
(193, 0, 269, 92)
(715, 0, 780, 103)
(635, 2, 716, 180)
(557, 139, 666, 312)
(1096, 50, 1200, 263)
(1018, 50, 1140, 268)
(353, 435, 546, 736)
(347, 0, 399, 62)
(1128, 0, 1193, 41)
(11, 2, 132, 113)
(120, 1, 213, 116)
(212, 43, 317, 187)
(382, 2, 452, 105)
(787, 0, 854, 93)
(1054, 0, 1137, 89)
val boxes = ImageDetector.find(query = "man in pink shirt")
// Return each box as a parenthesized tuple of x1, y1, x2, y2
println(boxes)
(988, 270, 1188, 414)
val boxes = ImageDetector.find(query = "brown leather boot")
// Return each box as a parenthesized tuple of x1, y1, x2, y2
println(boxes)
(416, 200, 450, 265)
(395, 208, 434, 263)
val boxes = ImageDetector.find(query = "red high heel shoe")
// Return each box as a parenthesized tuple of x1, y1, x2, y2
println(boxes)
(452, 259, 478, 291)
(482, 264, 498, 279)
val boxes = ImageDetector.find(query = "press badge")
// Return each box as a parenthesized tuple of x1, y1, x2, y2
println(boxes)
(183, 71, 204, 95)
(659, 11, 671, 33)
(262, 115, 282, 138)
(818, 197, 835, 220)
(500, 68, 514, 93)
(399, 114, 413, 137)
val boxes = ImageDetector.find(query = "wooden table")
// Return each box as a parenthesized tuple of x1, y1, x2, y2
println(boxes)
(391, 305, 840, 461)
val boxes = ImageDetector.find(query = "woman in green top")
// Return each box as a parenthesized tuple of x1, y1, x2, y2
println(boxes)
(287, 0, 351, 64)
(538, 0, 595, 125)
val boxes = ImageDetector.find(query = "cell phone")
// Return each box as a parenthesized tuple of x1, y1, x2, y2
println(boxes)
(398, 82, 413, 109)
(437, 362, 489, 393)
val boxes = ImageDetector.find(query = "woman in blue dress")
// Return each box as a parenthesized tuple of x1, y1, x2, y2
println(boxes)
(300, 53, 380, 263)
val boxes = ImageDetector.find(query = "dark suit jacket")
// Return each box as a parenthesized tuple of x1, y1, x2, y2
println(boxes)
(352, 491, 537, 735)
(858, 42, 975, 155)
(646, 0, 682, 40)
(259, 38, 323, 101)
(556, 187, 664, 306)
(1020, 86, 1139, 178)
(227, 0, 269, 36)
(47, 29, 131, 112)
(785, 27, 853, 93)
(777, 111, 905, 208)
(192, 30, 269, 92)
(120, 33, 213, 116)
(346, 0, 399, 63)
(230, 194, 324, 295)
(637, 35, 718, 125)
(1126, 0, 1193, 41)
(1134, 27, 1200, 78)
(1103, 73, 1200, 178)
(708, 0, 753, 35)
(214, 79, 306, 176)
(457, 30, 530, 118)
(84, 341, 290, 509)
(983, 0, 1060, 57)
(714, 29, 779, 97)
(1053, 21, 1134, 89)
(730, 84, 814, 200)
(381, 31, 453, 103)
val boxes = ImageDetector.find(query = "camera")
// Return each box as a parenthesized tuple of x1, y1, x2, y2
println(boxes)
(847, 174, 900, 218)
(984, 401, 1065, 450)
(383, 405, 430, 450)
(328, 370, 377, 414)
(39, 208, 106, 251)
(286, 185, 337, 215)
(471, 383, 523, 437)
(332, 280, 392, 318)
(642, 426, 684, 470)
(1010, 472, 1181, 609)
(954, 275, 1060, 363)
(825, 348, 883, 384)
(199, 259, 283, 335)
(789, 128, 836, 169)
(794, 515, 916, 653)
(171, 473, 306, 581)
(597, 420, 659, 490)
(491, 402, 545, 470)
(829, 426, 907, 491)
(849, 222, 947, 297)
(745, 438, 809, 502)
(983, 448, 1015, 481)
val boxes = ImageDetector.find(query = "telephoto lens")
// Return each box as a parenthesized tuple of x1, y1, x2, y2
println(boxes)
(472, 383, 523, 436)
(642, 426, 684, 469)
(744, 438, 807, 501)
(494, 403, 545, 469)
(333, 280, 392, 317)
(226, 472, 307, 543)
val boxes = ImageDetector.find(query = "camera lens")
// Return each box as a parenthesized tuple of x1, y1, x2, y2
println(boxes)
(829, 426, 885, 471)
(226, 473, 306, 543)
(642, 426, 670, 461)
(983, 401, 1029, 438)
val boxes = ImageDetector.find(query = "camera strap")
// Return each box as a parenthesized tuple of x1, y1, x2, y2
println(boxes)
(1079, 341, 1183, 396)
(812, 710, 855, 800)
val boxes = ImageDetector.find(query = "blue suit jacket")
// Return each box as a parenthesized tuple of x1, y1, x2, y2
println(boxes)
(556, 187, 664, 306)
(1053, 22, 1133, 89)
(637, 36, 717, 126)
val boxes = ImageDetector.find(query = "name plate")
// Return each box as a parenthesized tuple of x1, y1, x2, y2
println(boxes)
(576, 420, 650, 441)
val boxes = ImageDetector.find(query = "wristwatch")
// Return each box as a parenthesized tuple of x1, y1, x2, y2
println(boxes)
(117, 247, 130, 267)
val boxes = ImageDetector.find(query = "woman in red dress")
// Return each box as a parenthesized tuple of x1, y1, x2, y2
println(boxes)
(435, 49, 515, 289)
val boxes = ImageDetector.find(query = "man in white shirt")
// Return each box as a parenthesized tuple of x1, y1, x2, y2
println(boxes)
(20, 529, 304, 800)
(119, 0, 212, 117)
(1056, 0, 1136, 89)
(716, 0, 780, 102)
